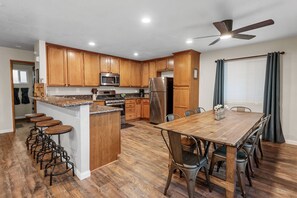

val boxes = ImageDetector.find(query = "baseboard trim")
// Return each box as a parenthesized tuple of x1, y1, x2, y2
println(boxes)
(286, 140, 297, 145)
(0, 129, 13, 134)
(75, 168, 91, 180)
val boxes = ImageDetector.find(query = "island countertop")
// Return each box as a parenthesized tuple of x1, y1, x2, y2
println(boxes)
(89, 104, 122, 115)
(33, 96, 93, 107)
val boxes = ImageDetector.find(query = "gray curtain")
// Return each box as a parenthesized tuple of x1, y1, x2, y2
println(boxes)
(263, 52, 285, 143)
(213, 59, 225, 107)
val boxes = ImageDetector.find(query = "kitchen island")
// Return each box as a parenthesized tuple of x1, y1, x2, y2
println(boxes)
(34, 96, 122, 179)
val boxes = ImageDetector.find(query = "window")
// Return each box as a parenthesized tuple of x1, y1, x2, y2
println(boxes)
(224, 57, 266, 112)
(13, 69, 28, 84)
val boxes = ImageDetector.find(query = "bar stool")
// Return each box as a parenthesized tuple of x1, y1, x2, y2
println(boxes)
(35, 120, 61, 165)
(44, 125, 75, 185)
(30, 116, 53, 154)
(25, 113, 45, 150)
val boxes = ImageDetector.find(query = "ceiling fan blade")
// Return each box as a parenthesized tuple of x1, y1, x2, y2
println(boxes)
(232, 34, 256, 40)
(193, 35, 220, 39)
(209, 38, 221, 46)
(232, 19, 274, 34)
(213, 19, 232, 34)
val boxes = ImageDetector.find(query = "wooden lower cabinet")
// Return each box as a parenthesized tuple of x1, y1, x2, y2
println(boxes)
(141, 99, 150, 119)
(125, 99, 136, 120)
(93, 101, 105, 106)
(90, 111, 121, 171)
(125, 98, 150, 121)
(173, 86, 190, 117)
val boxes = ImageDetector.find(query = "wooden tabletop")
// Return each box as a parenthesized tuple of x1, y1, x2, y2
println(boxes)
(155, 110, 264, 147)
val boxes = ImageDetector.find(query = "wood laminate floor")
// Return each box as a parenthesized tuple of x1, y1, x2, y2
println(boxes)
(0, 120, 296, 197)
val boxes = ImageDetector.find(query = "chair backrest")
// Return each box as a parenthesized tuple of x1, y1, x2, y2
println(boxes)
(195, 107, 206, 113)
(161, 130, 203, 167)
(240, 115, 270, 156)
(184, 110, 196, 117)
(230, 106, 252, 112)
(166, 114, 181, 122)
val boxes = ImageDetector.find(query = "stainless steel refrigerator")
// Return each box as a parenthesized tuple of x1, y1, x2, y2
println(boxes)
(149, 77, 173, 124)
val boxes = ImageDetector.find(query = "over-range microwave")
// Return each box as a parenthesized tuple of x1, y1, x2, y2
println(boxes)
(100, 73, 120, 86)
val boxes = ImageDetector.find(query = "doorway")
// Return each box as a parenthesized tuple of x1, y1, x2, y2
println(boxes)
(10, 60, 35, 132)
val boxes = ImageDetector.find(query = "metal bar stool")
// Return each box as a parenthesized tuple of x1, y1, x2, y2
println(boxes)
(25, 113, 45, 150)
(29, 116, 53, 154)
(35, 120, 62, 167)
(44, 125, 75, 186)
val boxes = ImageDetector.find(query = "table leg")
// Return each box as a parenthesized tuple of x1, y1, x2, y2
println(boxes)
(226, 146, 236, 198)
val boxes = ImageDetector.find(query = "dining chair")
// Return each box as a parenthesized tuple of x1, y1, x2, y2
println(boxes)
(161, 130, 211, 198)
(166, 114, 196, 153)
(230, 106, 252, 112)
(184, 109, 196, 117)
(244, 115, 271, 176)
(166, 114, 181, 122)
(195, 107, 206, 113)
(209, 122, 266, 197)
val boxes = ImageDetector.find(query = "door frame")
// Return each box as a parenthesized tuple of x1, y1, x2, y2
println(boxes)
(10, 60, 35, 133)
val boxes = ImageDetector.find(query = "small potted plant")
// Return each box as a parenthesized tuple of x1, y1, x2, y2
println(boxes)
(214, 104, 228, 120)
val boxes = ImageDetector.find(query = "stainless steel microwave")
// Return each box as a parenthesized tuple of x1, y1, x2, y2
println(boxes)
(100, 73, 120, 86)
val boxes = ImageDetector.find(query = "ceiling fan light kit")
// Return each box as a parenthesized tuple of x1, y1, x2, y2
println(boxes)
(193, 19, 274, 46)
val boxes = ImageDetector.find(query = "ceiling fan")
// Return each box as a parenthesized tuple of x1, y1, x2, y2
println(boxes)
(193, 19, 274, 46)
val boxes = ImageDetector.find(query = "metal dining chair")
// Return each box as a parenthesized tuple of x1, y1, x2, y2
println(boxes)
(244, 115, 271, 176)
(161, 130, 211, 198)
(166, 114, 181, 122)
(166, 114, 196, 153)
(184, 109, 196, 117)
(195, 107, 206, 113)
(230, 106, 252, 112)
(209, 118, 267, 197)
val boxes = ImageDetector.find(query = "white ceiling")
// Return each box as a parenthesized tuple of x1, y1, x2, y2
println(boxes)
(0, 0, 297, 60)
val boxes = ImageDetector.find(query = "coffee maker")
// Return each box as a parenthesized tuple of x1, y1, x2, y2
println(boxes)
(139, 89, 145, 97)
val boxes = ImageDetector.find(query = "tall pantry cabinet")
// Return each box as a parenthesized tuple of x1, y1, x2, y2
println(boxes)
(173, 50, 200, 116)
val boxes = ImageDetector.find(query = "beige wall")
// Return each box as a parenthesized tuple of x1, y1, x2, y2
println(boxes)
(199, 36, 297, 144)
(0, 47, 34, 133)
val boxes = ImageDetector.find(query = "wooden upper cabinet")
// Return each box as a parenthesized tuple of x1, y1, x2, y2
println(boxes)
(120, 59, 131, 87)
(149, 61, 156, 79)
(67, 49, 84, 86)
(156, 59, 167, 71)
(174, 52, 191, 86)
(100, 55, 120, 74)
(130, 61, 142, 87)
(167, 57, 174, 70)
(141, 62, 149, 87)
(156, 57, 174, 72)
(100, 55, 110, 73)
(47, 45, 67, 86)
(83, 52, 100, 86)
(110, 57, 120, 74)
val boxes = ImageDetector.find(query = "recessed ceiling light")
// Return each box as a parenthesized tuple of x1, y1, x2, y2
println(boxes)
(141, 17, 151, 24)
(220, 34, 232, 40)
(88, 42, 95, 46)
(134, 52, 139, 56)
(186, 39, 193, 44)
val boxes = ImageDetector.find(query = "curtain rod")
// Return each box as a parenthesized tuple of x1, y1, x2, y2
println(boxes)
(215, 51, 285, 63)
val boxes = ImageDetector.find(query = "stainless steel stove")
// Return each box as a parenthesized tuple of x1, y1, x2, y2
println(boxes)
(97, 90, 125, 124)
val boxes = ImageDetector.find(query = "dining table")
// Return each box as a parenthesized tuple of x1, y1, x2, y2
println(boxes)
(155, 110, 264, 198)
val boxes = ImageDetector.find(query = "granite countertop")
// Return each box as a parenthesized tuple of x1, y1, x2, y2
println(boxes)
(90, 104, 122, 115)
(33, 96, 93, 107)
